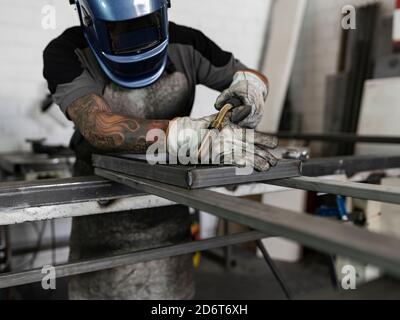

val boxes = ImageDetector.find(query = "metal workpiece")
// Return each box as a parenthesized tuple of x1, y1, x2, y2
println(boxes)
(268, 176, 400, 205)
(0, 231, 266, 289)
(96, 168, 400, 278)
(93, 154, 302, 189)
(0, 176, 138, 210)
(302, 155, 400, 177)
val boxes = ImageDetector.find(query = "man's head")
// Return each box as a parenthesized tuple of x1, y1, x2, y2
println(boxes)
(71, 0, 170, 89)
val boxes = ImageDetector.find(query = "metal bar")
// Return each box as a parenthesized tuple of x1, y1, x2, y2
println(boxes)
(96, 168, 400, 278)
(0, 231, 265, 289)
(0, 176, 139, 210)
(222, 220, 234, 269)
(302, 155, 400, 177)
(268, 176, 400, 205)
(256, 240, 293, 300)
(269, 132, 400, 144)
(0, 195, 176, 227)
(0, 182, 285, 227)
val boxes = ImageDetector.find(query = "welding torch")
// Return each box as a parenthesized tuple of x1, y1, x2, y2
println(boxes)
(197, 97, 242, 159)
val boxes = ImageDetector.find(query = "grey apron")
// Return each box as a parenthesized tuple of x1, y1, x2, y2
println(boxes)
(68, 70, 195, 300)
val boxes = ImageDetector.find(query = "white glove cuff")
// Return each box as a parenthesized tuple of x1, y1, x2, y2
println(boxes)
(232, 71, 269, 101)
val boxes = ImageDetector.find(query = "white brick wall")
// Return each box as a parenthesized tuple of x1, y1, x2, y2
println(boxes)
(290, 0, 395, 135)
(0, 0, 271, 152)
(169, 0, 271, 118)
(0, 0, 78, 152)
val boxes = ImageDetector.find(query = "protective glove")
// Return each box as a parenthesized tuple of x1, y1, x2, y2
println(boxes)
(215, 71, 269, 129)
(167, 115, 278, 172)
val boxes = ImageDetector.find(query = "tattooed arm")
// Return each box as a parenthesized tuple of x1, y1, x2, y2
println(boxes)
(67, 93, 169, 153)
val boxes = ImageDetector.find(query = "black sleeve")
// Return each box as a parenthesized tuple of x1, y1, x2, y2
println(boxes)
(43, 27, 103, 116)
(43, 27, 87, 94)
(169, 22, 247, 92)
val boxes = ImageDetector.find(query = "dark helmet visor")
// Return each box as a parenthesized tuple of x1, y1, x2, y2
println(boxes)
(106, 11, 163, 55)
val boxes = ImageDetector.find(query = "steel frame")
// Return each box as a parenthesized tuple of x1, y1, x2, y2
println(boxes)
(96, 168, 400, 278)
(0, 231, 266, 289)
(2, 154, 400, 292)
(269, 176, 400, 205)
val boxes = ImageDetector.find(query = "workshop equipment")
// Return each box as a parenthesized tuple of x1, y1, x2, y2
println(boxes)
(0, 139, 74, 181)
(317, 196, 349, 221)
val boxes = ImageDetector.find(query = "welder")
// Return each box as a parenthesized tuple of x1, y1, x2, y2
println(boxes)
(43, 0, 277, 299)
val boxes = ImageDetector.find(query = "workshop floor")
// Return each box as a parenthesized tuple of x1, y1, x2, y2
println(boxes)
(1, 248, 335, 300)
(194, 249, 333, 300)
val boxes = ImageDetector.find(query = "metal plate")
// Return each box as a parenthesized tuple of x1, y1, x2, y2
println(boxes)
(93, 154, 302, 189)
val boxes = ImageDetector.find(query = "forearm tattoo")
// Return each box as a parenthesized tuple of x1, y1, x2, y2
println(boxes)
(67, 93, 169, 153)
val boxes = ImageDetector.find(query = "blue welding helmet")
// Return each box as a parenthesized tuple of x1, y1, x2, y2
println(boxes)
(71, 0, 170, 89)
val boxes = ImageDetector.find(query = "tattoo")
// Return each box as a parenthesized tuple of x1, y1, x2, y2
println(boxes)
(67, 93, 169, 153)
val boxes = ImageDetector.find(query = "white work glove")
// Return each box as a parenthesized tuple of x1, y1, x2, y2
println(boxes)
(215, 71, 269, 129)
(167, 115, 278, 172)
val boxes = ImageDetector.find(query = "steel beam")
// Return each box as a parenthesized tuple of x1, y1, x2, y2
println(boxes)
(302, 155, 400, 177)
(270, 132, 400, 144)
(268, 176, 400, 205)
(0, 176, 138, 210)
(96, 168, 400, 278)
(0, 231, 265, 289)
(0, 176, 286, 226)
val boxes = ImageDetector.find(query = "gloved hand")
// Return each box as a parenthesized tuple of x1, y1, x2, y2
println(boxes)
(167, 115, 278, 172)
(215, 71, 269, 129)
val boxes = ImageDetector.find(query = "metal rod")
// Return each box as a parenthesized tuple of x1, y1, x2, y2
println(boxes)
(96, 168, 400, 278)
(268, 132, 400, 144)
(256, 240, 293, 300)
(0, 231, 266, 289)
(268, 176, 400, 205)
(222, 219, 234, 269)
(302, 155, 400, 177)
(0, 176, 139, 210)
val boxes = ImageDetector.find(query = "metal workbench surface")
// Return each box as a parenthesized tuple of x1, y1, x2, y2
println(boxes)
(1, 154, 400, 226)
(0, 176, 286, 226)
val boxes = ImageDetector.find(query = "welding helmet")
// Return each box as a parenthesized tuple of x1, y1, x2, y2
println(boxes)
(71, 0, 170, 89)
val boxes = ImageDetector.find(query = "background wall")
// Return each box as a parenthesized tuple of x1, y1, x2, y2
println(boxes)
(0, 0, 77, 152)
(0, 0, 271, 153)
(290, 0, 396, 135)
